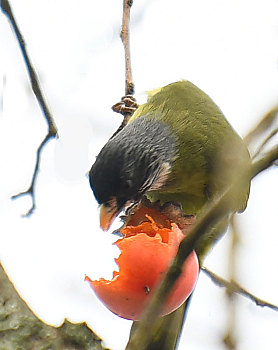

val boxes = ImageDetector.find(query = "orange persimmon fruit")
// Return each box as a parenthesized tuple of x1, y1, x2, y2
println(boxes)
(85, 214, 199, 321)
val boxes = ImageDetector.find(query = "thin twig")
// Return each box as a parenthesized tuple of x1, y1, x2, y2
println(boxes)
(11, 133, 52, 216)
(244, 105, 278, 147)
(121, 0, 134, 96)
(250, 145, 278, 177)
(222, 217, 239, 350)
(111, 0, 137, 138)
(252, 127, 278, 159)
(202, 267, 278, 312)
(1, 0, 58, 216)
(126, 145, 278, 350)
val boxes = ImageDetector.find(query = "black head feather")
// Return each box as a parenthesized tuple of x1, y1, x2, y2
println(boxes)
(89, 116, 177, 211)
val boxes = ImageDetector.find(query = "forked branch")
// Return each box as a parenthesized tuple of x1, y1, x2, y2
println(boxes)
(1, 0, 58, 216)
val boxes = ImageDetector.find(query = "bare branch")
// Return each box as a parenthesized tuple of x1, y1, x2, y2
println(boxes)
(121, 0, 134, 96)
(202, 267, 278, 312)
(1, 0, 58, 216)
(111, 0, 138, 138)
(11, 133, 52, 216)
(252, 127, 278, 159)
(1, 0, 57, 134)
(126, 145, 278, 350)
(250, 145, 278, 177)
(244, 105, 278, 147)
(222, 217, 239, 349)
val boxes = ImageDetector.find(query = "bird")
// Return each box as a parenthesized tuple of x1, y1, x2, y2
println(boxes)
(89, 81, 251, 243)
(89, 80, 251, 350)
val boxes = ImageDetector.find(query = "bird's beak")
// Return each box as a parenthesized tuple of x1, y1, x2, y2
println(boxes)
(99, 204, 118, 231)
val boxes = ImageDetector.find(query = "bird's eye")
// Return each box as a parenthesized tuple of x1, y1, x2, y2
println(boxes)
(103, 198, 117, 213)
(103, 202, 114, 213)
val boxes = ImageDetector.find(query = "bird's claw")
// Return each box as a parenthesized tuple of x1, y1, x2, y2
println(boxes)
(112, 95, 138, 115)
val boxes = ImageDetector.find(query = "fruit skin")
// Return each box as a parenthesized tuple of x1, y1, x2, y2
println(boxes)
(85, 219, 199, 321)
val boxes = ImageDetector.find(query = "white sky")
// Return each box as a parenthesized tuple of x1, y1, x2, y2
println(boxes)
(0, 0, 278, 349)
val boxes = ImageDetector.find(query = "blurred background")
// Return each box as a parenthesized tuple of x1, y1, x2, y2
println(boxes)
(0, 0, 278, 349)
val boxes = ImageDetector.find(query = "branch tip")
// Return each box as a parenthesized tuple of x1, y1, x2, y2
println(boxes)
(202, 267, 278, 312)
(11, 131, 56, 216)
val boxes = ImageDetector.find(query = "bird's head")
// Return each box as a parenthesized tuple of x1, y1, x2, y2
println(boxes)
(89, 116, 177, 230)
